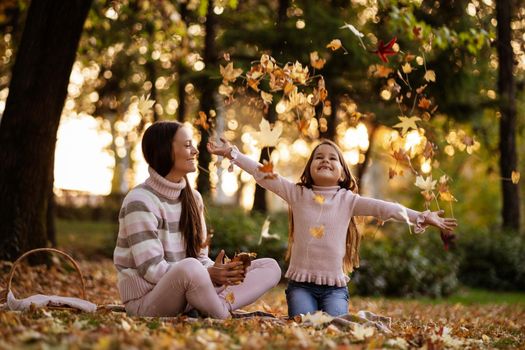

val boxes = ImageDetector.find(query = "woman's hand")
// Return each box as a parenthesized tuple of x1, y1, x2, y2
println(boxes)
(207, 138, 233, 159)
(207, 250, 246, 286)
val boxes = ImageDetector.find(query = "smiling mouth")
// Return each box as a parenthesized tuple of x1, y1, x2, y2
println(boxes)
(318, 166, 332, 171)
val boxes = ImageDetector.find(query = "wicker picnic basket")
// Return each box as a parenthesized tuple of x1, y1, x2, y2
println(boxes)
(0, 248, 87, 308)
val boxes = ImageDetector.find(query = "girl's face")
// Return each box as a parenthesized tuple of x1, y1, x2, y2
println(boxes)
(169, 127, 199, 179)
(309, 144, 344, 187)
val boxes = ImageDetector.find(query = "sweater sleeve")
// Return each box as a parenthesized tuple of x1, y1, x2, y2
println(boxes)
(120, 195, 171, 284)
(193, 190, 215, 268)
(230, 146, 299, 204)
(349, 193, 431, 233)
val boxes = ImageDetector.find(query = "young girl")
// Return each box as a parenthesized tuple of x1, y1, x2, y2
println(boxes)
(113, 121, 281, 318)
(207, 138, 457, 317)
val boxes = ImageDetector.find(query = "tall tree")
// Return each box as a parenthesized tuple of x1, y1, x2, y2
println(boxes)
(196, 2, 219, 195)
(496, 0, 520, 231)
(0, 0, 92, 260)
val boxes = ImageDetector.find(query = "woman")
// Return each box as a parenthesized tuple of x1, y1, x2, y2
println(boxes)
(113, 121, 281, 318)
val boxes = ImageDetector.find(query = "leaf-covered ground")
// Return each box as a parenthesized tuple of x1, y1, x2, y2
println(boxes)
(1, 258, 524, 349)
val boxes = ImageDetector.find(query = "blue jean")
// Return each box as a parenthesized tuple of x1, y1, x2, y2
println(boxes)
(285, 280, 349, 317)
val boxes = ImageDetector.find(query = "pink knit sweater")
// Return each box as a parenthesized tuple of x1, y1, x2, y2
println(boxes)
(113, 168, 213, 303)
(231, 148, 430, 287)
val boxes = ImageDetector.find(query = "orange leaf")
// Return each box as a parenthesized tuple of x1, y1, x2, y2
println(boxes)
(309, 225, 325, 238)
(326, 39, 342, 51)
(194, 111, 210, 130)
(225, 291, 235, 304)
(259, 160, 277, 179)
(418, 97, 431, 110)
(296, 119, 310, 135)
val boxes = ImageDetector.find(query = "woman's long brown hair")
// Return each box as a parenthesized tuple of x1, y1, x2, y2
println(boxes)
(287, 139, 361, 273)
(141, 121, 203, 258)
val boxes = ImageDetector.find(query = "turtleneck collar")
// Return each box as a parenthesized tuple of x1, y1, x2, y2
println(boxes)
(312, 185, 341, 192)
(145, 167, 186, 200)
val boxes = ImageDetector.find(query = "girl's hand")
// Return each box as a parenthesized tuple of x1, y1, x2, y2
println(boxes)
(207, 138, 233, 159)
(424, 210, 458, 232)
(207, 250, 246, 286)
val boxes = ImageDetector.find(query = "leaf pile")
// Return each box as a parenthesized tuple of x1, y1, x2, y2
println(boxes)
(1, 258, 524, 349)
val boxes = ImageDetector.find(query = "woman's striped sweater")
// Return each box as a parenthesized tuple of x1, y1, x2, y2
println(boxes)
(113, 167, 214, 303)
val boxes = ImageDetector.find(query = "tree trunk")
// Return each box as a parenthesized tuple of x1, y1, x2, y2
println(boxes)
(0, 0, 92, 260)
(196, 2, 218, 195)
(252, 0, 290, 212)
(496, 0, 520, 231)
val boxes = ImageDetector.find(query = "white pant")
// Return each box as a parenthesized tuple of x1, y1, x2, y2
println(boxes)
(125, 257, 281, 319)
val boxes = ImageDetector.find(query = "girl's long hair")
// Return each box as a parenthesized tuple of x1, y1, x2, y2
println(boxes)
(287, 139, 361, 273)
(141, 121, 203, 258)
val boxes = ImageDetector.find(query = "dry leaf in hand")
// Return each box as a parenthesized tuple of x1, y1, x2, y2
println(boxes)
(225, 292, 235, 305)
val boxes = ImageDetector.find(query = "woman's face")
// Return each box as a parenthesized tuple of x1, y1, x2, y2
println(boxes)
(309, 144, 344, 187)
(170, 127, 199, 177)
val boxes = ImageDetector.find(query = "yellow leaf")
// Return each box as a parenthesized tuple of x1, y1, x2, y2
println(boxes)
(415, 175, 437, 192)
(439, 191, 457, 202)
(220, 62, 243, 83)
(218, 84, 233, 96)
(326, 39, 342, 51)
(260, 91, 273, 104)
(393, 116, 421, 135)
(424, 70, 436, 82)
(401, 63, 412, 74)
(309, 225, 325, 239)
(136, 94, 155, 117)
(351, 324, 375, 341)
(253, 118, 283, 147)
(512, 171, 520, 184)
(313, 194, 325, 204)
(225, 291, 235, 304)
(310, 51, 326, 69)
(301, 311, 333, 325)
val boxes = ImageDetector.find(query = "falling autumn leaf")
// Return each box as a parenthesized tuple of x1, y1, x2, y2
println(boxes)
(424, 70, 436, 82)
(372, 36, 397, 63)
(253, 118, 283, 147)
(415, 175, 437, 192)
(440, 230, 456, 251)
(511, 171, 520, 184)
(439, 191, 457, 202)
(194, 111, 210, 130)
(310, 51, 326, 70)
(220, 62, 243, 84)
(326, 39, 342, 51)
(418, 97, 431, 110)
(258, 217, 281, 245)
(401, 63, 413, 74)
(260, 91, 273, 105)
(309, 225, 325, 239)
(136, 94, 155, 117)
(393, 116, 421, 135)
(369, 64, 393, 78)
(259, 160, 277, 179)
(296, 119, 310, 136)
(218, 84, 234, 97)
(413, 26, 422, 38)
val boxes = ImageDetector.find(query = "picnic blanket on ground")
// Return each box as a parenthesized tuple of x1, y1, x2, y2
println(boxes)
(6, 290, 97, 312)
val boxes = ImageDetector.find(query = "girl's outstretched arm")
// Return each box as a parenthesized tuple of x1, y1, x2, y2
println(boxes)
(207, 138, 299, 204)
(351, 194, 457, 234)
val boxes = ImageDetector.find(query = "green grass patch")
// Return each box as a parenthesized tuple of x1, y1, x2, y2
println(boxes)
(56, 219, 116, 257)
